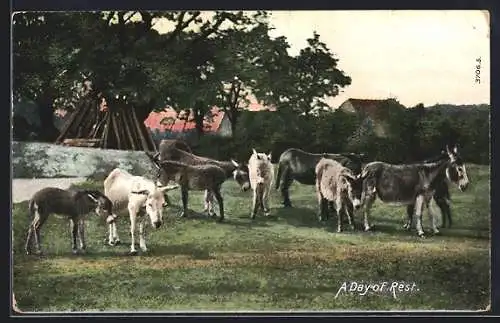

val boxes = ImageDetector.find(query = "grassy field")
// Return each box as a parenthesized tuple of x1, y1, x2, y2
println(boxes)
(12, 164, 490, 312)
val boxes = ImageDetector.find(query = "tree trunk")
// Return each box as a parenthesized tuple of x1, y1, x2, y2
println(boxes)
(228, 108, 239, 137)
(35, 91, 60, 142)
(193, 102, 205, 140)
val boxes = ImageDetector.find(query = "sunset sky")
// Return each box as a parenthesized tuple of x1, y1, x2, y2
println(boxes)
(154, 10, 490, 108)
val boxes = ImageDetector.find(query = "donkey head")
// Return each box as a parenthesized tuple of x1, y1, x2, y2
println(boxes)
(231, 159, 251, 192)
(341, 172, 364, 210)
(83, 190, 117, 224)
(131, 184, 179, 229)
(252, 148, 272, 162)
(445, 144, 470, 192)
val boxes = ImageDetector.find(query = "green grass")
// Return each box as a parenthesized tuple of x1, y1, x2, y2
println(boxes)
(12, 164, 491, 312)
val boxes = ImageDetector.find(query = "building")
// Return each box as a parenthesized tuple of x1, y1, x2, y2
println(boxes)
(144, 106, 232, 140)
(144, 95, 275, 140)
(338, 98, 406, 138)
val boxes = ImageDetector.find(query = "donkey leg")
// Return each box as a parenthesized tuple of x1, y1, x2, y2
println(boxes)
(345, 202, 355, 230)
(251, 188, 259, 219)
(316, 186, 326, 221)
(128, 208, 138, 254)
(335, 198, 343, 233)
(78, 218, 86, 253)
(427, 199, 440, 235)
(262, 187, 271, 216)
(25, 225, 34, 255)
(105, 223, 114, 246)
(70, 218, 79, 254)
(362, 197, 375, 232)
(280, 169, 293, 208)
(404, 204, 414, 230)
(205, 190, 216, 217)
(33, 214, 47, 255)
(414, 195, 425, 237)
(203, 190, 210, 214)
(24, 217, 38, 255)
(180, 188, 189, 218)
(139, 218, 148, 252)
(112, 222, 121, 245)
(435, 197, 452, 229)
(213, 189, 224, 223)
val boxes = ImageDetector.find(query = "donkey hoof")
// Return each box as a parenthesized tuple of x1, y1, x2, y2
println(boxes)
(418, 232, 426, 238)
(72, 249, 79, 255)
(250, 214, 256, 220)
(114, 240, 121, 246)
(433, 229, 440, 235)
(129, 250, 138, 256)
(364, 226, 372, 232)
(25, 250, 31, 255)
(336, 228, 342, 233)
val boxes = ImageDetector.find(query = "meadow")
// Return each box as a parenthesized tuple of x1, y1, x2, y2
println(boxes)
(12, 164, 490, 312)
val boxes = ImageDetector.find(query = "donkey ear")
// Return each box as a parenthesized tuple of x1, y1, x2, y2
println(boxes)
(453, 145, 458, 153)
(252, 148, 258, 155)
(267, 152, 272, 161)
(231, 159, 239, 167)
(445, 145, 452, 154)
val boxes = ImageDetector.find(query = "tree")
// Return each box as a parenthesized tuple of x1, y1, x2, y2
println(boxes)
(269, 31, 352, 116)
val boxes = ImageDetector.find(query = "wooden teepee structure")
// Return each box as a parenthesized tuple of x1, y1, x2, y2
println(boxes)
(55, 93, 156, 151)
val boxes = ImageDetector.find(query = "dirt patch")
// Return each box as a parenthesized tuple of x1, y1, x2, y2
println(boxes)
(12, 178, 88, 204)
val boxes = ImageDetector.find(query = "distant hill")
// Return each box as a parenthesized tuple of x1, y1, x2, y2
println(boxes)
(424, 104, 490, 115)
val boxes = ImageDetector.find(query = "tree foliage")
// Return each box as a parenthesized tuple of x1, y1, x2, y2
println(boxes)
(13, 11, 352, 142)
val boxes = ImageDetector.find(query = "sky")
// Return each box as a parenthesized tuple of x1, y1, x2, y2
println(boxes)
(154, 10, 490, 108)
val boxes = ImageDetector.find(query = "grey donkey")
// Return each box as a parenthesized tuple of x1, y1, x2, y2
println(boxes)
(24, 187, 116, 255)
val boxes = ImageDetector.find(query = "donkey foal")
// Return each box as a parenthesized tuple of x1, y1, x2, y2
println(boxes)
(315, 158, 363, 232)
(24, 187, 115, 255)
(248, 149, 274, 219)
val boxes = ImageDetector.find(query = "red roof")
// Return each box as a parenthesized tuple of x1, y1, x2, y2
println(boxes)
(54, 98, 275, 134)
(342, 98, 403, 120)
(144, 106, 226, 133)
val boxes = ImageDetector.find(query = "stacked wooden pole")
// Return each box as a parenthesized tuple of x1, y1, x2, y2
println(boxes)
(55, 94, 157, 151)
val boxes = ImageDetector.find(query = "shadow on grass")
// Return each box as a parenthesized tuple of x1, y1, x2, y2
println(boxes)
(273, 206, 324, 229)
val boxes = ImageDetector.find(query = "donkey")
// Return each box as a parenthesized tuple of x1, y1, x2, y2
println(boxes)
(103, 168, 179, 254)
(404, 147, 470, 230)
(248, 149, 274, 219)
(358, 145, 469, 237)
(157, 139, 193, 157)
(152, 159, 228, 222)
(24, 187, 116, 255)
(315, 158, 364, 232)
(148, 149, 250, 216)
(275, 148, 366, 208)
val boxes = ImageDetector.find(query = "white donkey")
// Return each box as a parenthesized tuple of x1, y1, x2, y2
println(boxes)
(103, 168, 179, 254)
(248, 149, 274, 219)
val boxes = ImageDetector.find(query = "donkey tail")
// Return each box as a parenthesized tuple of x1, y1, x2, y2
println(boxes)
(274, 162, 283, 190)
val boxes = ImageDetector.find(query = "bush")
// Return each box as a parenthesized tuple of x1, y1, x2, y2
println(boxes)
(173, 105, 490, 165)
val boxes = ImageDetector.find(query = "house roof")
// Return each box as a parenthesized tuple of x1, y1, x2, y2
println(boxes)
(340, 98, 404, 120)
(53, 97, 275, 134)
(145, 99, 275, 132)
(144, 106, 226, 133)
